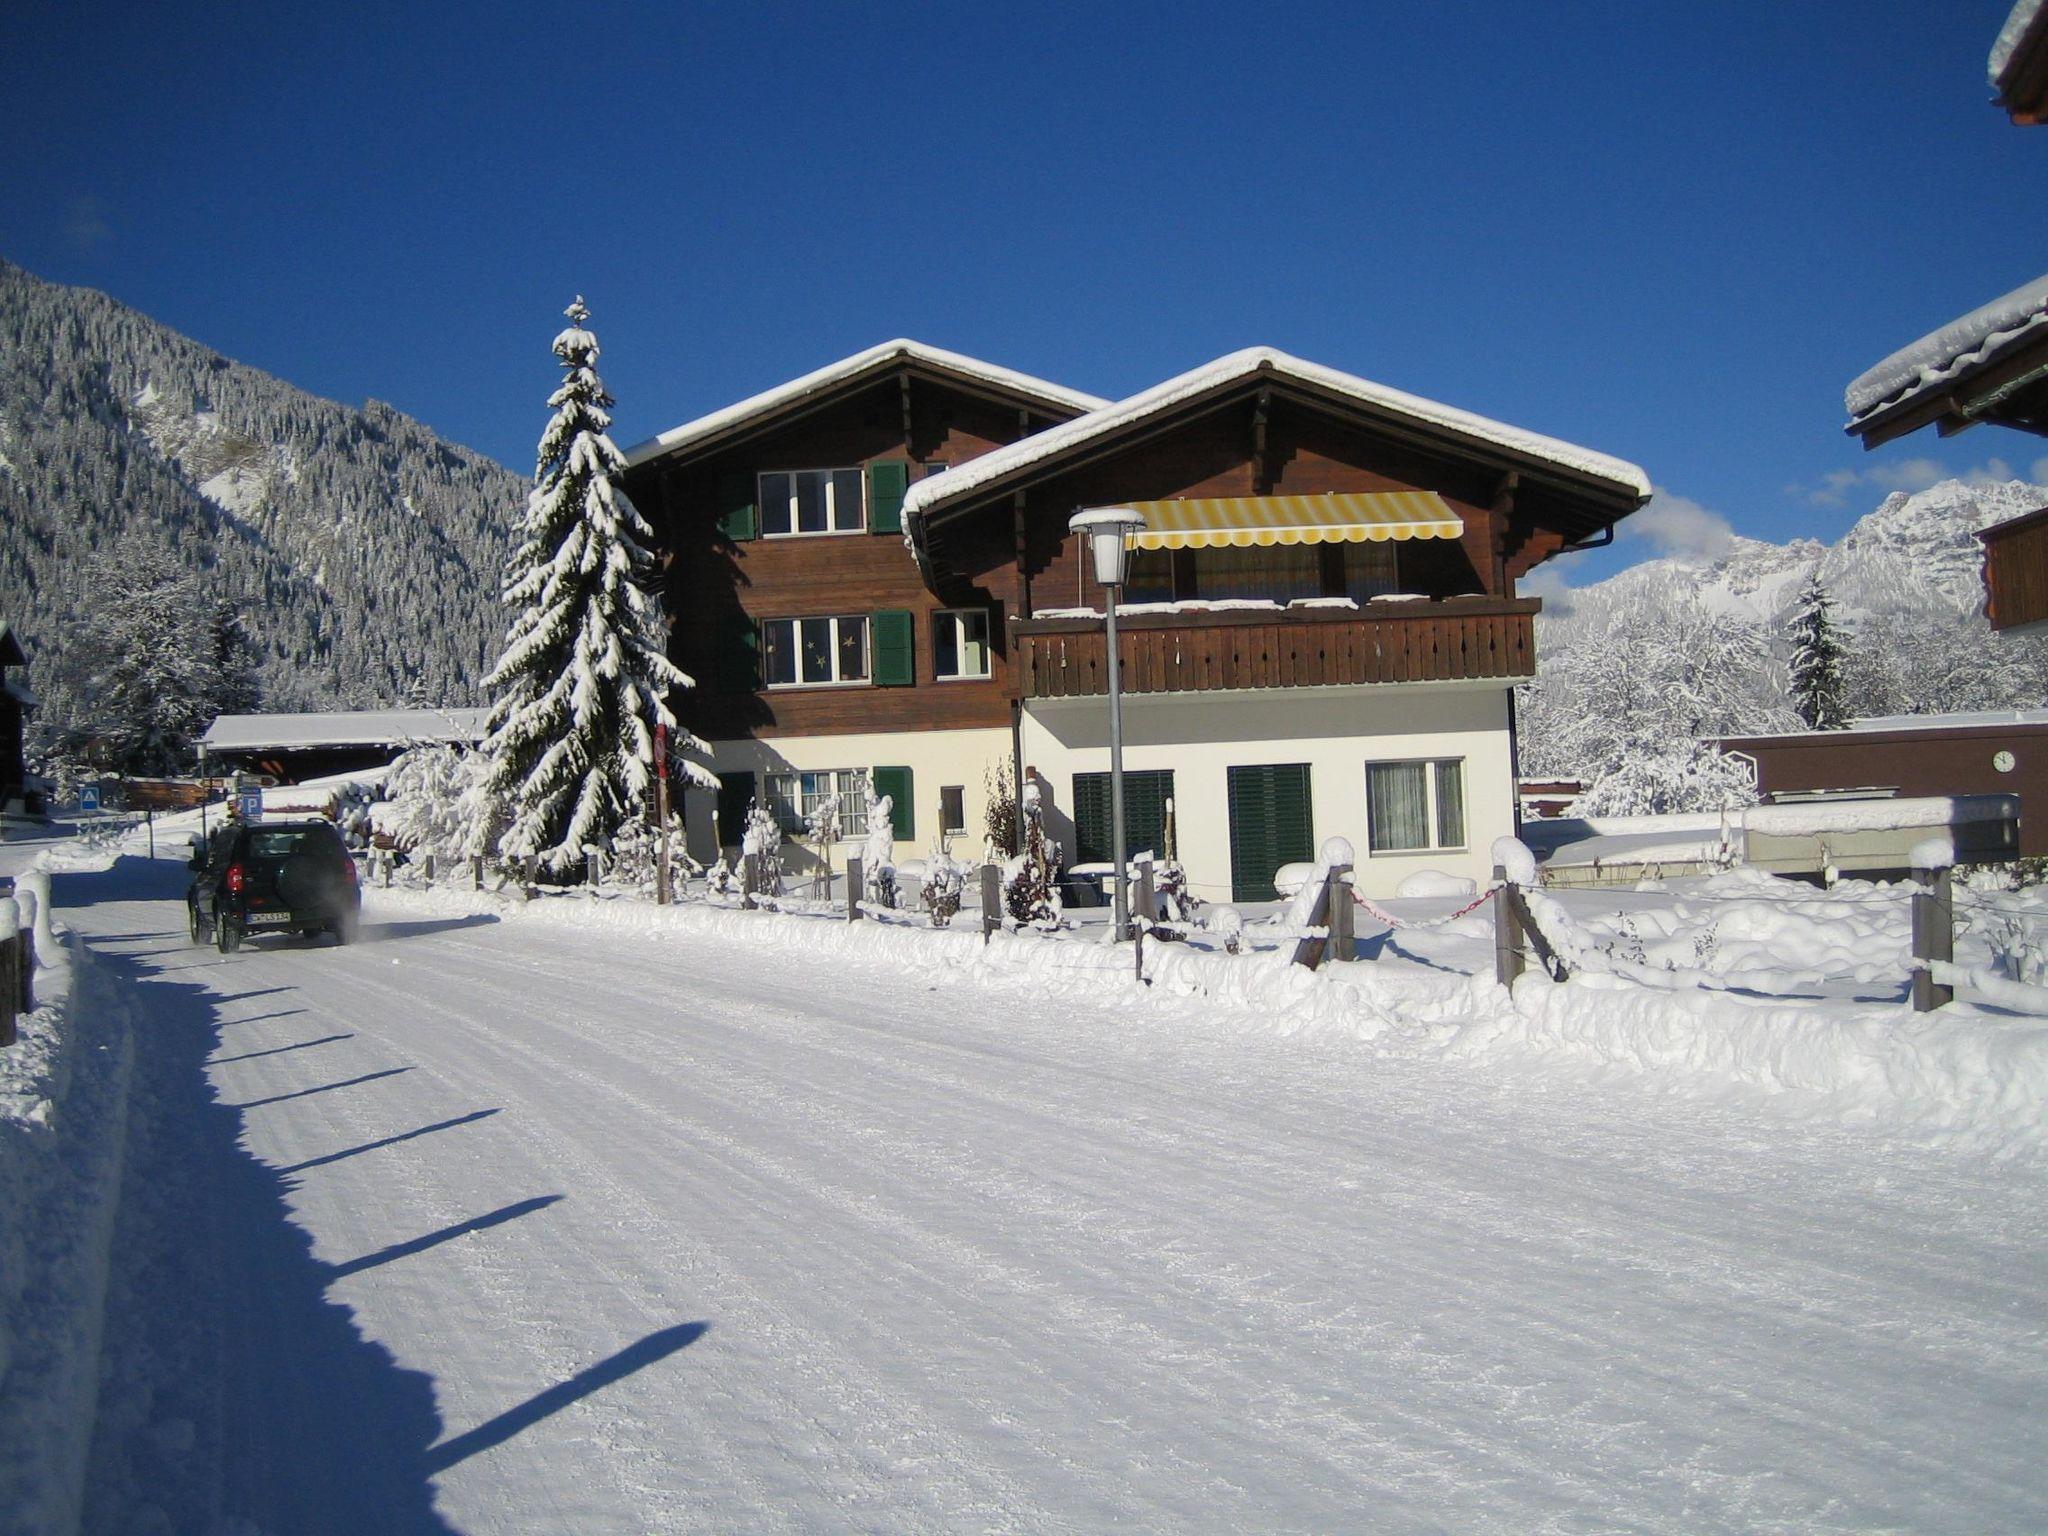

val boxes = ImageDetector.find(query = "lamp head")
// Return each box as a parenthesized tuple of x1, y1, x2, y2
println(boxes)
(1068, 507, 1148, 588)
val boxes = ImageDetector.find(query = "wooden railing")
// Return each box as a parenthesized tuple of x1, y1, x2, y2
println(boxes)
(1013, 597, 1538, 699)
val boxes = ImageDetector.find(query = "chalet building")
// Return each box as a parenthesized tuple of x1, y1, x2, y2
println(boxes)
(1, 620, 35, 817)
(621, 342, 1648, 902)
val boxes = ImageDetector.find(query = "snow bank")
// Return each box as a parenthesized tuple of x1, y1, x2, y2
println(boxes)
(0, 879, 134, 1532)
(365, 872, 2048, 1163)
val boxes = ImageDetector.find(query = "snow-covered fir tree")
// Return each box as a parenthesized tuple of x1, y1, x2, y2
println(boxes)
(1786, 576, 1850, 730)
(1004, 781, 1062, 929)
(380, 744, 490, 864)
(480, 298, 711, 878)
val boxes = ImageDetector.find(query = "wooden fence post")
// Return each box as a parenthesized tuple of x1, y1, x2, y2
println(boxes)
(423, 852, 437, 886)
(1328, 866, 1355, 963)
(848, 855, 864, 921)
(472, 854, 485, 891)
(381, 852, 394, 889)
(980, 864, 1001, 943)
(1288, 863, 1351, 970)
(586, 848, 603, 889)
(1912, 862, 1954, 1012)
(741, 853, 758, 911)
(1494, 862, 1525, 985)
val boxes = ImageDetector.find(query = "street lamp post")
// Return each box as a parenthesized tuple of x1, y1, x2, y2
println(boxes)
(1069, 507, 1148, 938)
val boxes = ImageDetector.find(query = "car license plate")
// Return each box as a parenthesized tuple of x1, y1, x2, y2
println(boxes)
(244, 912, 294, 927)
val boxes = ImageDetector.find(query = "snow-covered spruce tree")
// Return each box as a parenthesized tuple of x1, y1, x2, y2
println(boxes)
(1004, 781, 1062, 929)
(1787, 576, 1850, 730)
(480, 298, 711, 878)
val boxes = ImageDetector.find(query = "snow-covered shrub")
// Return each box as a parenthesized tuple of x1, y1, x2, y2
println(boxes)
(922, 853, 963, 927)
(1572, 743, 1758, 818)
(1210, 905, 1245, 956)
(1154, 860, 1199, 923)
(982, 763, 1020, 858)
(852, 779, 897, 907)
(381, 745, 489, 864)
(1396, 869, 1475, 900)
(704, 856, 740, 899)
(1004, 782, 1062, 929)
(606, 812, 688, 896)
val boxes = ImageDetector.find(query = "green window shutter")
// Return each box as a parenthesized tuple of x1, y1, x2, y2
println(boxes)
(1073, 770, 1173, 865)
(1226, 763, 1314, 903)
(872, 609, 915, 686)
(714, 770, 755, 850)
(718, 616, 759, 693)
(871, 765, 914, 839)
(867, 461, 909, 534)
(717, 472, 758, 541)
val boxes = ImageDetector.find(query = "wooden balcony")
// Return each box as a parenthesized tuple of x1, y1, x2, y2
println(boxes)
(1013, 597, 1538, 700)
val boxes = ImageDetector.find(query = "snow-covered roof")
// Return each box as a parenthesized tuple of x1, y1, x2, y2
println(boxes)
(901, 347, 1652, 539)
(3, 677, 37, 709)
(1719, 708, 2048, 744)
(201, 708, 489, 753)
(1845, 272, 2048, 425)
(621, 340, 1108, 468)
(1993, 0, 2045, 81)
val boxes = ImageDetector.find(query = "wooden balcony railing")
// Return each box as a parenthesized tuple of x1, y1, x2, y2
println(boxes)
(1981, 505, 2048, 632)
(1013, 597, 1539, 700)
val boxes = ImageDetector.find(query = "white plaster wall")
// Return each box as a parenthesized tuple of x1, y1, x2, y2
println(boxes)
(680, 728, 1013, 867)
(1019, 683, 1516, 902)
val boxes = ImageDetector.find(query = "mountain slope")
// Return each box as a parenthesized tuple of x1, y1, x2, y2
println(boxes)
(0, 257, 523, 734)
(1541, 478, 2048, 643)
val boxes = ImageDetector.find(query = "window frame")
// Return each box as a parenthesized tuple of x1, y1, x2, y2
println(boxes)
(764, 769, 870, 838)
(1363, 757, 1468, 855)
(760, 615, 871, 689)
(931, 607, 993, 681)
(757, 467, 867, 538)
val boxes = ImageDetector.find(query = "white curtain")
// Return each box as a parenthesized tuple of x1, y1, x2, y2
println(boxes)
(1368, 761, 1429, 851)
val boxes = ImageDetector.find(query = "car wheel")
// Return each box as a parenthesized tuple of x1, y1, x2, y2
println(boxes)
(189, 903, 209, 945)
(331, 912, 359, 946)
(217, 918, 242, 954)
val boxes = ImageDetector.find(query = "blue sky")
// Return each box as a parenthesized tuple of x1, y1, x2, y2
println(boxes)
(5, 1, 2044, 586)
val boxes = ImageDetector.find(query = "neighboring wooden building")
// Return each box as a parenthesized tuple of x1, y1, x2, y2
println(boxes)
(1717, 710, 2048, 858)
(623, 342, 1649, 901)
(0, 620, 35, 817)
(1847, 3, 2048, 631)
(1993, 0, 2048, 124)
(200, 708, 488, 784)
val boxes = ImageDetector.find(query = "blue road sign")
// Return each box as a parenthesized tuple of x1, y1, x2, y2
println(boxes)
(78, 786, 101, 813)
(237, 789, 263, 823)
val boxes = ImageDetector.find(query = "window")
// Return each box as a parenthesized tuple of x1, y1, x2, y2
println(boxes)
(761, 616, 869, 687)
(1116, 543, 1402, 606)
(922, 461, 949, 478)
(1073, 769, 1175, 865)
(940, 785, 966, 834)
(1365, 758, 1466, 853)
(932, 609, 991, 679)
(758, 469, 865, 536)
(765, 769, 869, 837)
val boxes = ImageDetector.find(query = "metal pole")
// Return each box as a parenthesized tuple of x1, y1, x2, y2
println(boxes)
(1106, 586, 1129, 938)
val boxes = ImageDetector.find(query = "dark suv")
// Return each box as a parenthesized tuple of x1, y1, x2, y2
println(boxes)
(188, 819, 362, 952)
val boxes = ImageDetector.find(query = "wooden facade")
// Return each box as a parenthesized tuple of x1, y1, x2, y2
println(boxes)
(623, 346, 1645, 745)
(1980, 504, 2048, 633)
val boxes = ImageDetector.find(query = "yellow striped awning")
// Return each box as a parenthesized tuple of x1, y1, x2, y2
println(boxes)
(1122, 492, 1463, 549)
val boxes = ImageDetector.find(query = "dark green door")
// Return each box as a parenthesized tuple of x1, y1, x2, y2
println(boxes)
(1227, 763, 1314, 902)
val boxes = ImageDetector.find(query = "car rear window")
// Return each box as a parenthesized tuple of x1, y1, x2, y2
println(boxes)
(247, 829, 334, 858)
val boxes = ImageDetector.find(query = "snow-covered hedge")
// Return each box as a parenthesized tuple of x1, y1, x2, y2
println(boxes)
(0, 865, 135, 1532)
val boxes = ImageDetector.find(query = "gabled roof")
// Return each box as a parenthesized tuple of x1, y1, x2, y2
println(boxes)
(0, 620, 25, 670)
(1993, 0, 2048, 123)
(201, 708, 489, 753)
(1844, 272, 2048, 446)
(901, 346, 1651, 545)
(621, 340, 1108, 469)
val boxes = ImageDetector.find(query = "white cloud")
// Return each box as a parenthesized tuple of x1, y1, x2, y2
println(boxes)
(1800, 455, 2028, 507)
(2033, 456, 2048, 487)
(1520, 562, 1578, 611)
(1618, 488, 1734, 563)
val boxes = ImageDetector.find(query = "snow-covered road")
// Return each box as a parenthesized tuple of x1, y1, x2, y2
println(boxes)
(34, 849, 2048, 1533)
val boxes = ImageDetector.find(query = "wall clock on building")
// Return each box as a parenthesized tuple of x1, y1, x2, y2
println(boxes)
(1994, 750, 2016, 773)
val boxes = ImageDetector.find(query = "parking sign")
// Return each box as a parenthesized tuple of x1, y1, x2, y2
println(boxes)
(238, 788, 263, 823)
(78, 785, 101, 814)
